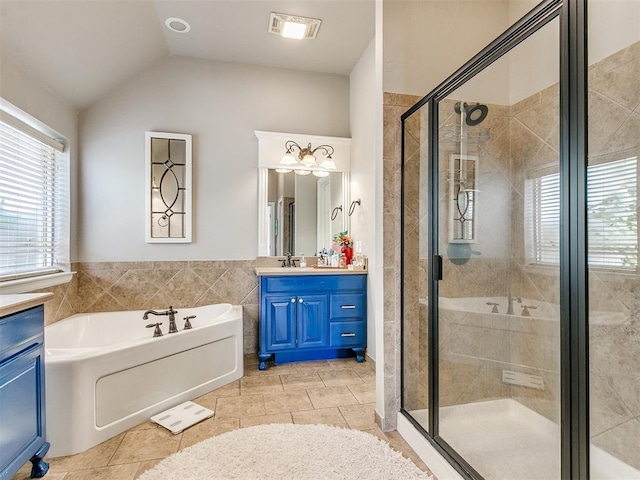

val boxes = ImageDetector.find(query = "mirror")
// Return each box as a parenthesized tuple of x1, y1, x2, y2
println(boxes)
(145, 131, 192, 243)
(449, 154, 478, 243)
(266, 170, 344, 256)
(255, 131, 351, 257)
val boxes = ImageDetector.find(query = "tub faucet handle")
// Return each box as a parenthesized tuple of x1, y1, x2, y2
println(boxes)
(146, 322, 163, 337)
(183, 315, 196, 330)
(486, 302, 500, 314)
(521, 305, 537, 317)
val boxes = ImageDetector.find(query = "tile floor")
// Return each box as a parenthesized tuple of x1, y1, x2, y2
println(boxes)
(13, 356, 434, 480)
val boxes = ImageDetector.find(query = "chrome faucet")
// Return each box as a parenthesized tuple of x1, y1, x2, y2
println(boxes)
(142, 306, 179, 333)
(506, 295, 522, 315)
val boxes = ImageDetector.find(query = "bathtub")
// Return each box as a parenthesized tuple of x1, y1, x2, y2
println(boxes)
(44, 303, 243, 457)
(439, 296, 627, 326)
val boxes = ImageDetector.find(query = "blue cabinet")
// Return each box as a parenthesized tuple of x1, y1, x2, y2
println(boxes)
(258, 274, 366, 370)
(0, 305, 49, 480)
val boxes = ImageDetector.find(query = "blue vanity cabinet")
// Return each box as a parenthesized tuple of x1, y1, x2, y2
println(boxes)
(0, 305, 49, 480)
(258, 273, 366, 370)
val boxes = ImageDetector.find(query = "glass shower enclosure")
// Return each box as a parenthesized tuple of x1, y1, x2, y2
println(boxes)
(400, 0, 640, 479)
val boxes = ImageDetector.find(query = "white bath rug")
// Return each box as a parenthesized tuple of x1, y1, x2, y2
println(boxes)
(138, 423, 432, 480)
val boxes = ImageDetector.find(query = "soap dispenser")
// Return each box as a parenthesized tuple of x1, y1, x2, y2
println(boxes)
(300, 253, 306, 268)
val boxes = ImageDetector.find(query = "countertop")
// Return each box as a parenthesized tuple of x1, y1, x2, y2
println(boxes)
(0, 293, 54, 318)
(255, 266, 368, 276)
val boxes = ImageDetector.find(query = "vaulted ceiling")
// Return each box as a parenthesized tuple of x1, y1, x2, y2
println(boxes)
(1, 0, 375, 111)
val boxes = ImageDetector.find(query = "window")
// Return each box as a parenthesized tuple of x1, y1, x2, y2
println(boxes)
(0, 109, 69, 281)
(526, 157, 638, 269)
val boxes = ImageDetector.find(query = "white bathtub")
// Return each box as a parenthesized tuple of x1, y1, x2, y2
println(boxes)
(440, 296, 626, 326)
(44, 303, 243, 457)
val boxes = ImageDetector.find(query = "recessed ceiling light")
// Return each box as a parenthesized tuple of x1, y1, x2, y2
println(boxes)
(268, 12, 322, 40)
(165, 17, 191, 34)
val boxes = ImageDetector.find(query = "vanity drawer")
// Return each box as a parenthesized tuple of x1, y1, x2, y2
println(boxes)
(329, 321, 365, 347)
(0, 306, 43, 361)
(330, 294, 366, 319)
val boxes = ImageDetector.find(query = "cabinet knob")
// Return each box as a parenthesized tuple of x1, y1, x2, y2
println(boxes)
(291, 298, 295, 303)
(299, 298, 303, 303)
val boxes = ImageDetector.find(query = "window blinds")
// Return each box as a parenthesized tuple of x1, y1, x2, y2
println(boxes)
(587, 157, 638, 269)
(0, 116, 69, 279)
(526, 157, 638, 269)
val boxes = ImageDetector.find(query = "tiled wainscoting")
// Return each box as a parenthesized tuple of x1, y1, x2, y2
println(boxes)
(33, 261, 261, 354)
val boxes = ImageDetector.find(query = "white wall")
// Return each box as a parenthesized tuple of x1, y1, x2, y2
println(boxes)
(588, 0, 640, 65)
(383, 0, 510, 96)
(0, 54, 79, 261)
(350, 39, 378, 358)
(78, 56, 350, 262)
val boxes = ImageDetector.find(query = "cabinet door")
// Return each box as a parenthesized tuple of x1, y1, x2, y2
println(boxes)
(296, 295, 328, 349)
(0, 346, 44, 478)
(264, 295, 297, 351)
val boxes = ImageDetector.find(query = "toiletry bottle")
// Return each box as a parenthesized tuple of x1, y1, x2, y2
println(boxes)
(300, 253, 306, 268)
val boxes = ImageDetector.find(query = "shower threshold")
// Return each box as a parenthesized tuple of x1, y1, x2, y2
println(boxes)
(406, 399, 640, 480)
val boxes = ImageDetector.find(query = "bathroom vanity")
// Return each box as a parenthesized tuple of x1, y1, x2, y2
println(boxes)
(255, 268, 367, 370)
(0, 293, 52, 479)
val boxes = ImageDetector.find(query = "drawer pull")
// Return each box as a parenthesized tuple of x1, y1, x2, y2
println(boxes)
(341, 333, 356, 337)
(341, 305, 356, 309)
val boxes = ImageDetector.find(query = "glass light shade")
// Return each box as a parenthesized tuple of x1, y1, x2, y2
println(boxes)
(275, 168, 292, 173)
(312, 170, 330, 178)
(301, 154, 317, 167)
(280, 152, 298, 165)
(282, 21, 307, 39)
(294, 169, 311, 175)
(319, 158, 337, 170)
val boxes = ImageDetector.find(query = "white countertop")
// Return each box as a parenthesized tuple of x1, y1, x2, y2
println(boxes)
(0, 293, 54, 318)
(255, 266, 368, 276)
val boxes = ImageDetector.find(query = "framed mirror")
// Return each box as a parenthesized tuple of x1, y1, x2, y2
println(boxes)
(255, 131, 351, 257)
(145, 131, 192, 243)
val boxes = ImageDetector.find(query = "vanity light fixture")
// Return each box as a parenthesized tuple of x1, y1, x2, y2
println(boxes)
(279, 140, 336, 177)
(269, 12, 322, 40)
(165, 17, 191, 33)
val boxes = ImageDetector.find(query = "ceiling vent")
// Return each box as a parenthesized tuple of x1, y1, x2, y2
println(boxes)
(268, 12, 322, 40)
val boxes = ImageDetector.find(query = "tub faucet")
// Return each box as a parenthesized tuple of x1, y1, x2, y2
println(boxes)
(507, 295, 522, 315)
(142, 306, 179, 333)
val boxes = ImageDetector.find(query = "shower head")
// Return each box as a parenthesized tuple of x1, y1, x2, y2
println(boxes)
(454, 102, 489, 126)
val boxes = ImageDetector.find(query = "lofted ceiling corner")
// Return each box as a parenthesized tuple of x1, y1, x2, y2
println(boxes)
(1, 0, 374, 112)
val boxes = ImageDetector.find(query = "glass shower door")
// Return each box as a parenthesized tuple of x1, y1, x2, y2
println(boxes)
(436, 17, 562, 480)
(588, 2, 640, 479)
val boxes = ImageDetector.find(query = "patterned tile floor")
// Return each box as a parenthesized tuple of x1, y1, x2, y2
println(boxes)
(13, 356, 433, 480)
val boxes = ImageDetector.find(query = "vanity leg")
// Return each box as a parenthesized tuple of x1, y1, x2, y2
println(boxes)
(29, 442, 50, 478)
(353, 348, 365, 363)
(258, 353, 271, 371)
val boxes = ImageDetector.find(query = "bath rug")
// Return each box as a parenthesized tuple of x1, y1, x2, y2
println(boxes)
(138, 423, 431, 479)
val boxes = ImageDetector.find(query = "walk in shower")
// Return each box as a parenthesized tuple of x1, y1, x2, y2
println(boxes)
(400, 1, 639, 479)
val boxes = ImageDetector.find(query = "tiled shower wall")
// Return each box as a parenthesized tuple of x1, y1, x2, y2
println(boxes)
(32, 261, 260, 354)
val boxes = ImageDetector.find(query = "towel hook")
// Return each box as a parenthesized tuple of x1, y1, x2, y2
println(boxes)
(348, 199, 361, 216)
(331, 205, 342, 221)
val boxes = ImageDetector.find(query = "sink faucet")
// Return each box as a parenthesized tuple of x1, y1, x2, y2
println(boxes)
(506, 295, 522, 315)
(142, 306, 179, 333)
(279, 252, 297, 268)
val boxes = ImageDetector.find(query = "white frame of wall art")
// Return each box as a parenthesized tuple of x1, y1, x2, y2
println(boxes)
(145, 131, 193, 243)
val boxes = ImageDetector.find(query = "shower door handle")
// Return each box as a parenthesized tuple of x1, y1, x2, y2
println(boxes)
(433, 255, 443, 281)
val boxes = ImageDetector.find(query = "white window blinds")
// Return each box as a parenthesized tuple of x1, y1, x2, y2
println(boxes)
(587, 157, 638, 269)
(0, 114, 69, 280)
(525, 157, 638, 269)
